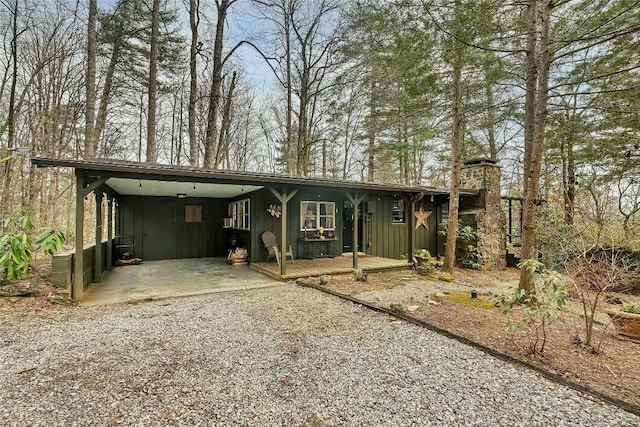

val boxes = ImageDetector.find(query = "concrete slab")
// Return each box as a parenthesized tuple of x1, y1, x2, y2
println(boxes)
(81, 258, 282, 306)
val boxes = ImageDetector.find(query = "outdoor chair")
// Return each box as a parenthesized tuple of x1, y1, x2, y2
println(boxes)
(261, 231, 294, 265)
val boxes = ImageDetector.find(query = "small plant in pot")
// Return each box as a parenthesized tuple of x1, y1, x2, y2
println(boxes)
(414, 249, 432, 265)
(412, 249, 442, 275)
(605, 302, 640, 341)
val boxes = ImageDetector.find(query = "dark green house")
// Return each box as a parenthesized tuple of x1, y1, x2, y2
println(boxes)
(32, 158, 502, 301)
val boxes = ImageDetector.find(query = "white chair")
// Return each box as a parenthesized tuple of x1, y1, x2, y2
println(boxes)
(261, 231, 294, 265)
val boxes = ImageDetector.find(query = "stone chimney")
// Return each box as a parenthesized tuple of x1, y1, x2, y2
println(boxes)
(460, 158, 506, 270)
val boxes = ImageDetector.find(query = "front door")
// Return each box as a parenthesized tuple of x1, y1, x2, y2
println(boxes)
(342, 200, 364, 253)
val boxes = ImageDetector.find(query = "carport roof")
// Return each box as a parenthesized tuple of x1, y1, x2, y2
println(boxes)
(31, 157, 479, 198)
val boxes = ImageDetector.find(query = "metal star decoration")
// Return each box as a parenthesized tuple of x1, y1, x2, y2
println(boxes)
(414, 206, 432, 230)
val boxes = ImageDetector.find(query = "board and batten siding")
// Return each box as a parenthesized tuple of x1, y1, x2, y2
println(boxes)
(248, 188, 344, 262)
(249, 189, 440, 262)
(364, 194, 437, 260)
(117, 195, 227, 261)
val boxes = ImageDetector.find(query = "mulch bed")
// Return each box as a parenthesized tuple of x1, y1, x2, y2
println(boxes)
(321, 268, 640, 411)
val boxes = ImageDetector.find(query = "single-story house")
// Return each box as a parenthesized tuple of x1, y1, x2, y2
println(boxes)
(32, 157, 505, 301)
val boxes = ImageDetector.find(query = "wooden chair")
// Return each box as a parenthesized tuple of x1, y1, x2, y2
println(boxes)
(261, 231, 294, 265)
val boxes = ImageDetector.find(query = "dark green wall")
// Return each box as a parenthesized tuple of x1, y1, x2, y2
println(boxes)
(363, 194, 440, 259)
(250, 188, 353, 262)
(249, 188, 442, 262)
(117, 196, 227, 261)
(51, 241, 108, 289)
(117, 189, 448, 263)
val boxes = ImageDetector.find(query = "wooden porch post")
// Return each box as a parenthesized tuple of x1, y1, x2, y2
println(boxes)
(410, 192, 425, 261)
(106, 195, 113, 271)
(346, 192, 367, 269)
(74, 174, 85, 301)
(94, 190, 103, 283)
(73, 176, 108, 301)
(268, 187, 298, 277)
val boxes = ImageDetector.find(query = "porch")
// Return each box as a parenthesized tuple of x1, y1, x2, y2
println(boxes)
(251, 254, 410, 280)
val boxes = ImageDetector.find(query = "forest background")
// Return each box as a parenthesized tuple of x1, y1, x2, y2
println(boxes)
(0, 0, 639, 287)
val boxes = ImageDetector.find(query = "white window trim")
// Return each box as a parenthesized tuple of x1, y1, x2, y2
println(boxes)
(229, 198, 250, 230)
(391, 198, 406, 224)
(300, 201, 336, 231)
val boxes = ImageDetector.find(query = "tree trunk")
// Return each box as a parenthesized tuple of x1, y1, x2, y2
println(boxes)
(519, 0, 553, 293)
(215, 71, 238, 168)
(285, 1, 293, 174)
(2, 0, 19, 216)
(94, 44, 120, 153)
(84, 0, 97, 159)
(485, 80, 497, 160)
(296, 65, 309, 175)
(188, 0, 199, 167)
(146, 0, 160, 163)
(204, 0, 231, 168)
(562, 100, 577, 226)
(367, 77, 376, 181)
(177, 93, 184, 165)
(444, 28, 464, 273)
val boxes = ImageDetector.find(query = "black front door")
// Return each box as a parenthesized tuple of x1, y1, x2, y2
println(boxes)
(342, 200, 364, 253)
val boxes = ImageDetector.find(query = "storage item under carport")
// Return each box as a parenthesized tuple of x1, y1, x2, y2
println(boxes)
(114, 235, 142, 265)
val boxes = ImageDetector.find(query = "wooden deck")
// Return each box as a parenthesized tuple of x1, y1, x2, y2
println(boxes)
(251, 255, 410, 280)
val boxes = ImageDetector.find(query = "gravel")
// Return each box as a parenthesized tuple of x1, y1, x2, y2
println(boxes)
(1, 285, 638, 426)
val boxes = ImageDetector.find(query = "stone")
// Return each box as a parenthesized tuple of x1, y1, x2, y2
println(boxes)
(47, 293, 77, 306)
(461, 159, 507, 271)
(388, 304, 406, 316)
(296, 275, 331, 287)
(0, 281, 39, 297)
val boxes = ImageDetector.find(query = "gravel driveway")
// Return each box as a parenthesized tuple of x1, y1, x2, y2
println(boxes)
(1, 285, 637, 426)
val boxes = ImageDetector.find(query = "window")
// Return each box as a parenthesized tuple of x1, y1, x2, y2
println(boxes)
(229, 198, 250, 230)
(300, 201, 335, 231)
(391, 198, 405, 223)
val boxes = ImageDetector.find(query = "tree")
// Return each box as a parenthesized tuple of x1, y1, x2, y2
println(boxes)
(203, 0, 253, 169)
(146, 0, 160, 163)
(253, 0, 299, 174)
(443, 0, 465, 272)
(188, 0, 200, 167)
(519, 0, 553, 294)
(84, 0, 97, 159)
(340, 0, 442, 185)
(253, 0, 341, 176)
(92, 0, 183, 161)
(518, 0, 640, 292)
(204, 0, 235, 168)
(1, 0, 19, 215)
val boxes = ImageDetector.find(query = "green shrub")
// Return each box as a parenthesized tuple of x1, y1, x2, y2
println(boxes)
(438, 222, 487, 269)
(0, 216, 66, 283)
(495, 259, 568, 355)
(0, 217, 35, 282)
(414, 249, 432, 259)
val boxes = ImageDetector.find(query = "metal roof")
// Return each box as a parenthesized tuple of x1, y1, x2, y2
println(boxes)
(31, 157, 478, 198)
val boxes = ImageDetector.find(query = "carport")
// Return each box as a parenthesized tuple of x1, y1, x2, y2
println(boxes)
(81, 258, 282, 306)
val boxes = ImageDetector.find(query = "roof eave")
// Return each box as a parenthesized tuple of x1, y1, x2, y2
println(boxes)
(31, 157, 479, 196)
